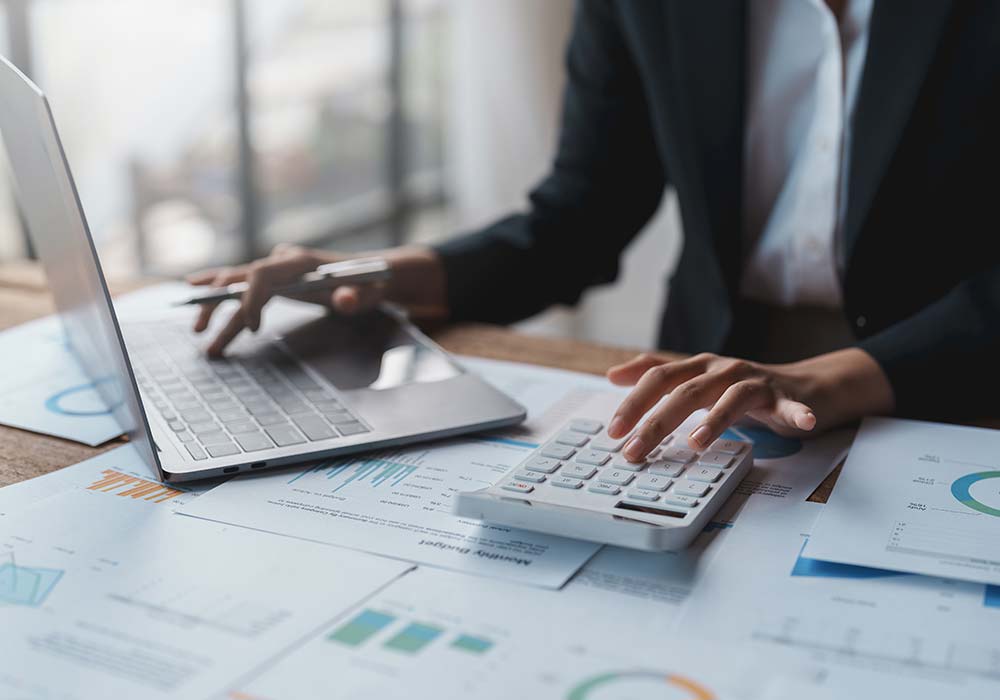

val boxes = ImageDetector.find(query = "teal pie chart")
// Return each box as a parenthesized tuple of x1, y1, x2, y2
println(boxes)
(951, 471, 1000, 517)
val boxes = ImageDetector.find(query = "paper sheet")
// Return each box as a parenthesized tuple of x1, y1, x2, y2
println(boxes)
(0, 443, 217, 519)
(0, 484, 412, 700)
(178, 358, 611, 588)
(0, 315, 125, 446)
(0, 283, 193, 447)
(555, 427, 851, 626)
(226, 567, 826, 700)
(805, 417, 1000, 585)
(675, 497, 1000, 699)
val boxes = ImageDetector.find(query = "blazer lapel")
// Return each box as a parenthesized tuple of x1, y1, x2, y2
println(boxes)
(845, 0, 954, 259)
(663, 1, 746, 291)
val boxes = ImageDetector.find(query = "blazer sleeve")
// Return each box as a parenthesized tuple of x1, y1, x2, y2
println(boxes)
(433, 0, 667, 324)
(858, 265, 1000, 420)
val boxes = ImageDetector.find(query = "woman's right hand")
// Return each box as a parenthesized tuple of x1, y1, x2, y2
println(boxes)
(187, 243, 447, 357)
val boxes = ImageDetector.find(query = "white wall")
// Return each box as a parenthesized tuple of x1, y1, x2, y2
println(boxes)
(446, 0, 682, 349)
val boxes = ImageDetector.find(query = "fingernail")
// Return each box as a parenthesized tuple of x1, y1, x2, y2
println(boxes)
(608, 416, 626, 438)
(689, 425, 712, 448)
(624, 435, 647, 460)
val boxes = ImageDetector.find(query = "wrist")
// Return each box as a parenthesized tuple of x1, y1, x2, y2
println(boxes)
(788, 348, 895, 426)
(379, 246, 448, 319)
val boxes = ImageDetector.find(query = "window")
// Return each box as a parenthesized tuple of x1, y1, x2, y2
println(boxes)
(0, 0, 449, 276)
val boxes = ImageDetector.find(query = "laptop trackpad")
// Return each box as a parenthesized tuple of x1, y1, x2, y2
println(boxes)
(276, 310, 460, 391)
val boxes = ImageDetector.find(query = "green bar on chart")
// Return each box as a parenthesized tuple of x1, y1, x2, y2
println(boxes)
(328, 609, 396, 647)
(451, 634, 494, 654)
(383, 621, 443, 653)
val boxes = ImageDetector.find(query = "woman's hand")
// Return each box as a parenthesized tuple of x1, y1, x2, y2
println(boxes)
(187, 243, 447, 357)
(605, 348, 895, 462)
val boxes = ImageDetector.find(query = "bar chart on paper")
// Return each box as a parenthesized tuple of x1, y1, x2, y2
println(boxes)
(289, 456, 421, 494)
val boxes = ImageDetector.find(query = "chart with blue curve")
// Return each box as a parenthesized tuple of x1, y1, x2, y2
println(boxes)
(722, 425, 802, 460)
(289, 458, 419, 493)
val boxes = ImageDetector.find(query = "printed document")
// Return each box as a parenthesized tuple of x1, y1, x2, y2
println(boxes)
(675, 497, 1000, 699)
(0, 443, 215, 518)
(227, 567, 826, 700)
(179, 358, 612, 588)
(0, 282, 191, 446)
(0, 485, 412, 700)
(805, 417, 1000, 585)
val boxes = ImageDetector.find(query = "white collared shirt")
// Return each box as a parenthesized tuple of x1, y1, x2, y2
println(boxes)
(741, 0, 874, 309)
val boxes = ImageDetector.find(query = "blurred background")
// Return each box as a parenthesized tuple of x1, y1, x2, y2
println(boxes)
(0, 0, 682, 348)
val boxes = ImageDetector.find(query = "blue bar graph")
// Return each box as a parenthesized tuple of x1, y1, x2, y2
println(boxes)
(289, 458, 418, 491)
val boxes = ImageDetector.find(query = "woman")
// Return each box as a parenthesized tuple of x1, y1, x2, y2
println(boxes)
(190, 0, 1000, 463)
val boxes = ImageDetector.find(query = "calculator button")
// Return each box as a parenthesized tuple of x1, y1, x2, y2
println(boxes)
(515, 471, 547, 483)
(697, 452, 733, 469)
(663, 494, 699, 508)
(590, 434, 629, 452)
(711, 439, 747, 455)
(598, 469, 635, 486)
(688, 467, 723, 483)
(552, 476, 584, 489)
(524, 456, 561, 473)
(610, 455, 646, 472)
(555, 431, 590, 447)
(627, 489, 660, 502)
(660, 446, 698, 463)
(569, 419, 603, 434)
(644, 446, 662, 460)
(635, 475, 672, 491)
(576, 449, 611, 466)
(562, 463, 597, 480)
(648, 462, 686, 478)
(502, 481, 534, 494)
(674, 481, 710, 497)
(541, 443, 576, 460)
(588, 482, 621, 495)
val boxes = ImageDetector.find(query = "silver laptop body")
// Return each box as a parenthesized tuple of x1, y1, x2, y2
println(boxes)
(0, 56, 525, 482)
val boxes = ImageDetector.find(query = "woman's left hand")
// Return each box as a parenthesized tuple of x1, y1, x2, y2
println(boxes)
(605, 348, 895, 462)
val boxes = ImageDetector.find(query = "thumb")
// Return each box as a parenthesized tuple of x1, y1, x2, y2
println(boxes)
(773, 397, 817, 431)
(331, 283, 385, 314)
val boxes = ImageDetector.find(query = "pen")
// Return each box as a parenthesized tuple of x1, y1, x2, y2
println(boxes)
(173, 257, 392, 307)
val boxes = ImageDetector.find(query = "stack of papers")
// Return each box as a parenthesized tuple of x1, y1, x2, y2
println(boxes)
(3, 310, 999, 699)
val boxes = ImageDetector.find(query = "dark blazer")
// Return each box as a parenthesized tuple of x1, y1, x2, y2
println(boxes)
(434, 0, 1000, 420)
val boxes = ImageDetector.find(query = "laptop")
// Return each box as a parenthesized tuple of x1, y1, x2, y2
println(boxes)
(0, 56, 526, 482)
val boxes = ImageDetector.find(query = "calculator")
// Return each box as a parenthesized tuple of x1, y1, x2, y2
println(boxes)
(454, 393, 753, 551)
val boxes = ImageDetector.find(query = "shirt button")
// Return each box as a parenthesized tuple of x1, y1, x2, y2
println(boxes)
(855, 315, 867, 328)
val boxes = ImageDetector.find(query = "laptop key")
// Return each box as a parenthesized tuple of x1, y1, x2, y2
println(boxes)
(197, 431, 231, 446)
(292, 414, 336, 441)
(185, 443, 207, 460)
(176, 431, 194, 443)
(216, 408, 248, 422)
(167, 420, 185, 432)
(336, 422, 369, 436)
(225, 420, 259, 434)
(254, 413, 289, 426)
(207, 443, 241, 458)
(265, 425, 307, 447)
(180, 409, 211, 423)
(326, 412, 359, 425)
(235, 432, 274, 452)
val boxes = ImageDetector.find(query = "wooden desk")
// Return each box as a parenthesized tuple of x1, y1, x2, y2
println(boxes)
(0, 261, 839, 501)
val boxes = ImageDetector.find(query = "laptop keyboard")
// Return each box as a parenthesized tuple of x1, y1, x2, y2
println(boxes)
(126, 322, 370, 460)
